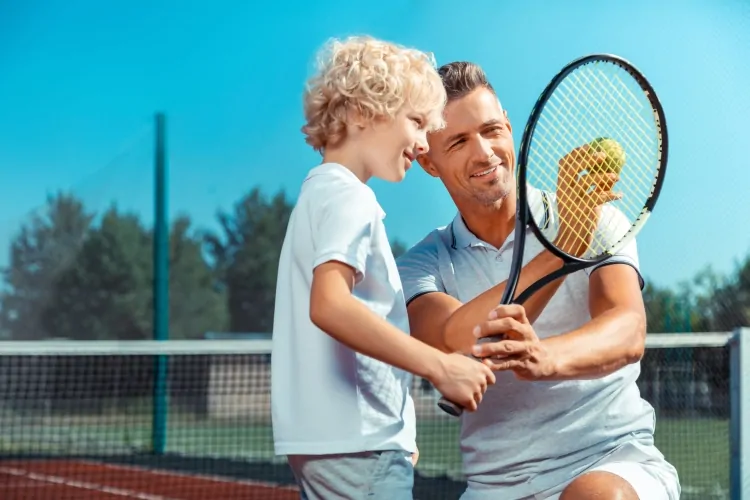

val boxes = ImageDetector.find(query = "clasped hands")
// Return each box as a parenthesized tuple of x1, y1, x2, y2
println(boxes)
(468, 304, 557, 381)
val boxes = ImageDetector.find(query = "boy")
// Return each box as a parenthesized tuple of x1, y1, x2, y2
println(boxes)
(271, 36, 496, 500)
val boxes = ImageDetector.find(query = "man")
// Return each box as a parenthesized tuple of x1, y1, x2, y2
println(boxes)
(396, 61, 680, 500)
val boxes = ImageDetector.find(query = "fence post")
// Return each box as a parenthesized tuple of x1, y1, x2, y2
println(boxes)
(730, 327, 749, 500)
(152, 112, 169, 455)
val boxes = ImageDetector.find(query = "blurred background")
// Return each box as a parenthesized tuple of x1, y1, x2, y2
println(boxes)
(0, 0, 748, 499)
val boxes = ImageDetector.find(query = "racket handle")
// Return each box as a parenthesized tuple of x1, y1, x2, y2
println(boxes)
(437, 397, 464, 417)
(435, 335, 506, 418)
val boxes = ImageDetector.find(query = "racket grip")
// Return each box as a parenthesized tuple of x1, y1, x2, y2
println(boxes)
(435, 334, 507, 418)
(437, 396, 464, 417)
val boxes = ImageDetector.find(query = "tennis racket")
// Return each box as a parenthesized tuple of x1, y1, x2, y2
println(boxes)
(437, 54, 668, 417)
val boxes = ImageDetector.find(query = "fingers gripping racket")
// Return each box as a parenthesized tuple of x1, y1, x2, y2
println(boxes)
(437, 54, 668, 417)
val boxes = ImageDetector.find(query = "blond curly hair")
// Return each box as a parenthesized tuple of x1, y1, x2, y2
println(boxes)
(301, 36, 447, 153)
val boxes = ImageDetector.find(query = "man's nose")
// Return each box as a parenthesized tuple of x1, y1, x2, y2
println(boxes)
(470, 136, 495, 162)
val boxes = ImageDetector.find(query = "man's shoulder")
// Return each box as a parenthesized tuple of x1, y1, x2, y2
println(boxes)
(398, 224, 452, 262)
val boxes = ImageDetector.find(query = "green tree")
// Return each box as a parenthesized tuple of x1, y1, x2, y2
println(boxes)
(205, 187, 294, 333)
(391, 239, 408, 259)
(0, 193, 94, 340)
(41, 207, 227, 340)
(41, 206, 153, 340)
(169, 215, 229, 337)
(699, 254, 750, 331)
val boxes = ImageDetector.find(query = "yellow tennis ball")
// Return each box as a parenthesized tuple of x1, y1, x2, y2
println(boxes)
(589, 137, 626, 174)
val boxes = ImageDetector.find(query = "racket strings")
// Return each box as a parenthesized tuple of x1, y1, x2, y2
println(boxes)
(546, 75, 658, 215)
(531, 120, 627, 257)
(567, 70, 660, 189)
(534, 102, 652, 235)
(526, 61, 662, 259)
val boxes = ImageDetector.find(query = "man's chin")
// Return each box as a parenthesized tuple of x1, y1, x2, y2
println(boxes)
(472, 187, 511, 206)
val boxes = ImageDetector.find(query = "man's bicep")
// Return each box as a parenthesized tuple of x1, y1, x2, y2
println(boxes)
(396, 236, 446, 304)
(396, 235, 457, 350)
(588, 263, 646, 319)
(585, 233, 644, 290)
(407, 292, 462, 352)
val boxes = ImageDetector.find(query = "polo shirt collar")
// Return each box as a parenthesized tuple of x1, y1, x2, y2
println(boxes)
(449, 186, 552, 250)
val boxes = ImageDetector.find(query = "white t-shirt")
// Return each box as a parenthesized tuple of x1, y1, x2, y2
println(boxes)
(397, 189, 658, 499)
(271, 162, 417, 457)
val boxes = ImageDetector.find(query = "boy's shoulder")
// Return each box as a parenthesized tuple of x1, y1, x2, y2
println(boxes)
(296, 163, 385, 232)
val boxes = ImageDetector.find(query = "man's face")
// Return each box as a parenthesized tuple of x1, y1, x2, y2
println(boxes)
(418, 87, 515, 207)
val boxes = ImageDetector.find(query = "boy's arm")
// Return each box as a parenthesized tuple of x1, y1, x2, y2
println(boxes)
(310, 260, 444, 381)
(308, 186, 495, 411)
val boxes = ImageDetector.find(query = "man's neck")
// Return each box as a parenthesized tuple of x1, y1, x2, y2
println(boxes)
(457, 196, 517, 250)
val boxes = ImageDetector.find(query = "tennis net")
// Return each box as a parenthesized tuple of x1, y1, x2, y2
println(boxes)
(0, 332, 741, 499)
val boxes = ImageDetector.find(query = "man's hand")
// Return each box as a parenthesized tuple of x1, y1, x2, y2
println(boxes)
(470, 305, 557, 381)
(554, 145, 622, 258)
(429, 352, 497, 412)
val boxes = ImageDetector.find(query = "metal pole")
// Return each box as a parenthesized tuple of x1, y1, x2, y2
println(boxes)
(730, 327, 749, 500)
(152, 112, 169, 455)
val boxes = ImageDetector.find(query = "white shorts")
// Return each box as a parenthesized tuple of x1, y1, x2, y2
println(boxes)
(534, 440, 681, 500)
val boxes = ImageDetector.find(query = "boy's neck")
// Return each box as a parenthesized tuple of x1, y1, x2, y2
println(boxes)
(322, 143, 370, 183)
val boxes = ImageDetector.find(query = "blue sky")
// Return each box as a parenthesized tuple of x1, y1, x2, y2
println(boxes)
(1, 0, 749, 290)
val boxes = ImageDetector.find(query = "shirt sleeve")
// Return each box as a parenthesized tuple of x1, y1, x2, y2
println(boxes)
(585, 205, 645, 289)
(310, 185, 380, 282)
(396, 232, 446, 306)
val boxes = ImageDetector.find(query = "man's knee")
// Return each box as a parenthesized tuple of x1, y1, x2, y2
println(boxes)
(560, 471, 639, 500)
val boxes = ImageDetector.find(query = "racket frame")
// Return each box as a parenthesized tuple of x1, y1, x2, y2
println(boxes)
(437, 53, 668, 418)
(510, 53, 669, 305)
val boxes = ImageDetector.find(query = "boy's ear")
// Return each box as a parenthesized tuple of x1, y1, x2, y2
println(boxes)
(346, 106, 368, 130)
(417, 153, 440, 178)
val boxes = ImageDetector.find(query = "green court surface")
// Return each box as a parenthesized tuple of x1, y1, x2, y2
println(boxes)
(1, 416, 730, 499)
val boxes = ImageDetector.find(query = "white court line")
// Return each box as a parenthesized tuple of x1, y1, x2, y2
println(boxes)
(76, 459, 300, 491)
(0, 466, 174, 500)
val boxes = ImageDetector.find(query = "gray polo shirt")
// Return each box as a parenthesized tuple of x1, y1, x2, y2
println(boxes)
(396, 194, 656, 499)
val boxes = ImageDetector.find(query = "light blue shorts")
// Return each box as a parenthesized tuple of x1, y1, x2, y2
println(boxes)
(287, 450, 415, 500)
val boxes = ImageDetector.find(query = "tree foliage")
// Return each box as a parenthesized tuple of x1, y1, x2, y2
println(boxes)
(0, 186, 414, 340)
(1, 186, 748, 341)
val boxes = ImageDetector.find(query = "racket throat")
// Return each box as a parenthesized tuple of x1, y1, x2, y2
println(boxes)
(512, 262, 583, 305)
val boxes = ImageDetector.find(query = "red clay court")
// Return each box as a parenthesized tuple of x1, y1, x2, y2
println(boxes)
(0, 459, 301, 499)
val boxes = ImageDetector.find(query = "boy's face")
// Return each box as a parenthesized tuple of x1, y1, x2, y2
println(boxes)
(355, 106, 431, 183)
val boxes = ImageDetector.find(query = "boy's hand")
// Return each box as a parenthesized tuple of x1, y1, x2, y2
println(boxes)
(430, 353, 496, 412)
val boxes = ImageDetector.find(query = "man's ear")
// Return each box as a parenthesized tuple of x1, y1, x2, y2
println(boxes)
(417, 153, 440, 178)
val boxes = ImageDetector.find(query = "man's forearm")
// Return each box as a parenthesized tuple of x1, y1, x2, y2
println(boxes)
(542, 307, 646, 380)
(443, 250, 566, 353)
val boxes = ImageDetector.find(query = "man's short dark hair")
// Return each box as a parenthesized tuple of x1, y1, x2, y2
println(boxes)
(438, 61, 496, 102)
